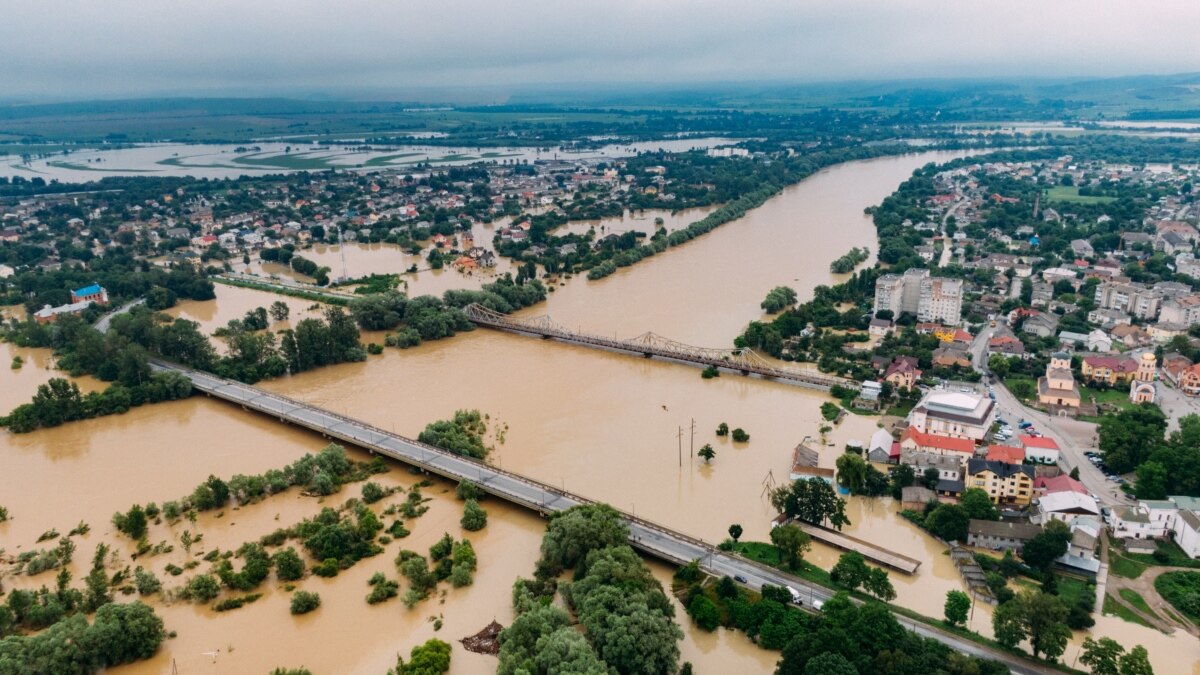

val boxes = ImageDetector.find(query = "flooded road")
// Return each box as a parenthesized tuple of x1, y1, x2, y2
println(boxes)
(4, 149, 1196, 673)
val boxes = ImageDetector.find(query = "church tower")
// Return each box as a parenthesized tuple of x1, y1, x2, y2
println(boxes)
(1130, 352, 1157, 404)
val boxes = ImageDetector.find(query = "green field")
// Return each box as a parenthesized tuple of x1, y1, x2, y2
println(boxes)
(1118, 588, 1159, 620)
(1154, 571, 1200, 621)
(1103, 595, 1154, 628)
(1109, 554, 1148, 579)
(1044, 186, 1117, 204)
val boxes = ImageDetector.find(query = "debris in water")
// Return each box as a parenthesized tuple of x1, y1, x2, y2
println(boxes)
(461, 620, 503, 655)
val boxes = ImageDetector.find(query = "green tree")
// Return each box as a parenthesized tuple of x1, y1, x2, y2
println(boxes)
(698, 444, 716, 463)
(1022, 591, 1071, 660)
(836, 453, 869, 494)
(269, 301, 290, 322)
(716, 422, 729, 436)
(687, 594, 721, 631)
(538, 504, 628, 574)
(391, 638, 452, 675)
(944, 590, 970, 627)
(728, 523, 743, 542)
(992, 599, 1026, 650)
(769, 524, 812, 569)
(460, 499, 488, 531)
(1021, 519, 1070, 570)
(925, 504, 970, 542)
(290, 590, 321, 615)
(831, 552, 870, 592)
(1134, 461, 1168, 500)
(922, 466, 941, 489)
(273, 548, 306, 582)
(1080, 637, 1124, 675)
(865, 567, 896, 602)
(961, 488, 1000, 520)
(181, 574, 220, 603)
(803, 652, 857, 675)
(1118, 645, 1153, 675)
(1098, 405, 1166, 474)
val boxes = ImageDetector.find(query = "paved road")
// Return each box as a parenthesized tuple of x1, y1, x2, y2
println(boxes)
(95, 298, 145, 333)
(938, 200, 966, 267)
(970, 327, 1127, 507)
(152, 359, 1049, 674)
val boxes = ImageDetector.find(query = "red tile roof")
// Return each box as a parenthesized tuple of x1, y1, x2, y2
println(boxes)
(1034, 474, 1088, 495)
(986, 445, 1026, 465)
(1019, 435, 1060, 450)
(1082, 356, 1137, 373)
(901, 427, 975, 454)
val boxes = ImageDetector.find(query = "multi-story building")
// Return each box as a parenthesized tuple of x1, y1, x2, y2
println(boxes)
(1093, 281, 1163, 320)
(1159, 294, 1200, 327)
(873, 268, 962, 324)
(907, 390, 995, 442)
(966, 459, 1035, 506)
(1079, 356, 1139, 386)
(918, 276, 964, 324)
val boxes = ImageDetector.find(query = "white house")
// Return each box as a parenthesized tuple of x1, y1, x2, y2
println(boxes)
(907, 390, 996, 442)
(1032, 491, 1100, 525)
(1018, 435, 1061, 464)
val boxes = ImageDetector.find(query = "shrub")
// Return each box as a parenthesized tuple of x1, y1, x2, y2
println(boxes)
(731, 428, 750, 442)
(460, 499, 488, 531)
(290, 590, 321, 615)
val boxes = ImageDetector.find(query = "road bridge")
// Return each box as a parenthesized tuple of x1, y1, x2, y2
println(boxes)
(152, 359, 1045, 673)
(462, 304, 859, 393)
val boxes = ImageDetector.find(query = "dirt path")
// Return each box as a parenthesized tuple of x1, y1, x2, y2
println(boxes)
(1106, 564, 1199, 636)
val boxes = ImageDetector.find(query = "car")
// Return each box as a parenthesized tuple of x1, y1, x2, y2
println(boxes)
(812, 599, 825, 611)
(734, 574, 748, 584)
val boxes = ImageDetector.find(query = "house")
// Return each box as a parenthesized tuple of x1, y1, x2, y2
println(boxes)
(987, 335, 1027, 359)
(1035, 474, 1088, 496)
(907, 390, 996, 441)
(1022, 313, 1060, 338)
(985, 445, 1025, 465)
(1173, 509, 1200, 559)
(967, 519, 1042, 553)
(1031, 491, 1100, 525)
(1110, 324, 1152, 348)
(1180, 363, 1200, 397)
(866, 428, 895, 464)
(1149, 322, 1187, 344)
(1088, 308, 1131, 329)
(966, 458, 1035, 505)
(899, 428, 970, 481)
(883, 356, 922, 390)
(1162, 353, 1194, 385)
(932, 345, 972, 368)
(1067, 517, 1102, 559)
(868, 317, 894, 337)
(1080, 356, 1139, 386)
(1018, 435, 1061, 464)
(33, 301, 92, 324)
(70, 284, 108, 306)
(901, 486, 937, 510)
(1057, 331, 1090, 350)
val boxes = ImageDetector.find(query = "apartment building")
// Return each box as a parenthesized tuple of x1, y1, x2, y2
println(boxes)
(873, 268, 962, 324)
(1093, 281, 1163, 320)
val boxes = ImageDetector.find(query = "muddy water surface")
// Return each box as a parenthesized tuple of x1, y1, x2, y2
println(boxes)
(6, 150, 1193, 673)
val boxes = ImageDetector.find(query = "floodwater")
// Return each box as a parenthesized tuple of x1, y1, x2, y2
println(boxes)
(3, 149, 1196, 674)
(1, 138, 736, 182)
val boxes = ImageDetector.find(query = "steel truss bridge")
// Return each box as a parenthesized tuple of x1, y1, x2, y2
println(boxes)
(462, 303, 859, 393)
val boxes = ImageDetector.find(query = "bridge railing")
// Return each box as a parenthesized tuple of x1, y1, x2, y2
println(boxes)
(462, 303, 857, 390)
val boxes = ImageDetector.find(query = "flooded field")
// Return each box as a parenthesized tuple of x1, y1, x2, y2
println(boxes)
(1, 137, 736, 182)
(3, 149, 1197, 673)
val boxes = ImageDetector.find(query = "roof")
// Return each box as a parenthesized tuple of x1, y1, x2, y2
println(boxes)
(1116, 507, 1150, 523)
(74, 283, 103, 296)
(986, 445, 1026, 465)
(1037, 491, 1100, 516)
(968, 519, 1041, 540)
(1019, 435, 1060, 450)
(901, 427, 975, 454)
(1178, 510, 1200, 531)
(868, 428, 893, 453)
(1083, 356, 1138, 372)
(1035, 474, 1087, 495)
(967, 458, 1035, 480)
(1170, 495, 1200, 511)
(937, 478, 965, 494)
(901, 486, 936, 503)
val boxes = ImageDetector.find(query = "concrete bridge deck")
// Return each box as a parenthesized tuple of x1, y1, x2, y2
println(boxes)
(151, 359, 1045, 674)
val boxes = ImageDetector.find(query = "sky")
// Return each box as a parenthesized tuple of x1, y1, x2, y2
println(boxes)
(3, 0, 1200, 101)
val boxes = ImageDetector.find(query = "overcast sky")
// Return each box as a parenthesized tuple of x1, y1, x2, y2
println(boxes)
(3, 0, 1200, 101)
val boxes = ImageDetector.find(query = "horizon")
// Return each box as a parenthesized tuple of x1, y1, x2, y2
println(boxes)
(4, 0, 1200, 102)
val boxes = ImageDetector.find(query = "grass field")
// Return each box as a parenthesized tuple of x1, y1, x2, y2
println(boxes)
(1109, 554, 1148, 579)
(1044, 186, 1117, 204)
(1154, 571, 1200, 622)
(1118, 588, 1159, 620)
(731, 541, 833, 587)
(1103, 595, 1154, 628)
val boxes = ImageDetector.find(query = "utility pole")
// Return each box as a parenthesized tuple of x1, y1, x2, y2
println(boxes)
(690, 418, 696, 458)
(677, 426, 683, 467)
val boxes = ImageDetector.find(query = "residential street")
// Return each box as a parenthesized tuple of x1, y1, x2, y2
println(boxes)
(970, 326, 1129, 507)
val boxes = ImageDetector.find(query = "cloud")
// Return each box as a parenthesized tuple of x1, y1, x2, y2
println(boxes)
(2, 0, 1199, 100)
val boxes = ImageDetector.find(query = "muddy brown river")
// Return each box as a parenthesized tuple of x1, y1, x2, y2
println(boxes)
(2, 151, 1195, 673)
